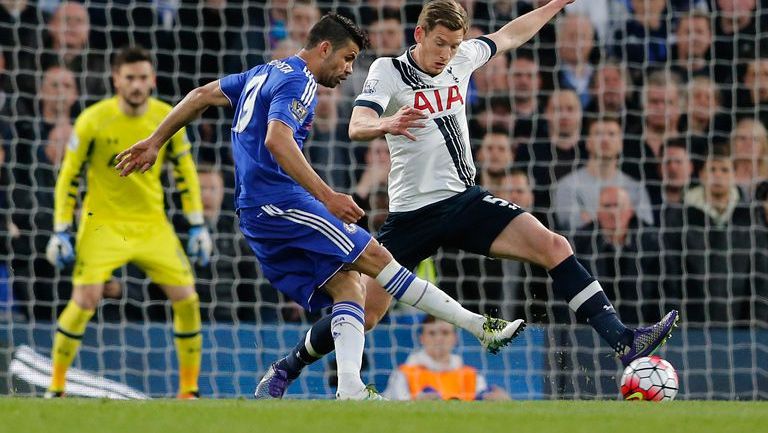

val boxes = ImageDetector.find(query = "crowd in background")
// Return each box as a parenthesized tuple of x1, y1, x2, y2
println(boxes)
(0, 0, 767, 327)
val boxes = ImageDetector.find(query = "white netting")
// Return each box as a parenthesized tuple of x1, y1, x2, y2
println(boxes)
(0, 0, 766, 400)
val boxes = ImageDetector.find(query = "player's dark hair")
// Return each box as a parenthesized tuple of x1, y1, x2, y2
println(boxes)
(306, 13, 370, 51)
(112, 46, 153, 70)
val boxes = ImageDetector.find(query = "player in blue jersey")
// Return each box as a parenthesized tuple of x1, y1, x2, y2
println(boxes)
(116, 13, 523, 400)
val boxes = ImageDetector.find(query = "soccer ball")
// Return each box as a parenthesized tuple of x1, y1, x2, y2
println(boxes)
(620, 356, 679, 401)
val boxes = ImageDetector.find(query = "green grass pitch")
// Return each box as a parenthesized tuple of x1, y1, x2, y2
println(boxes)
(2, 399, 766, 433)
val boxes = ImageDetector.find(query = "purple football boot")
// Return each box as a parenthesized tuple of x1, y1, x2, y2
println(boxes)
(619, 310, 679, 366)
(254, 361, 295, 399)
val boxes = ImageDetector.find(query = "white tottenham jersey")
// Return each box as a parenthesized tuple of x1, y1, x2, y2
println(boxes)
(355, 37, 497, 212)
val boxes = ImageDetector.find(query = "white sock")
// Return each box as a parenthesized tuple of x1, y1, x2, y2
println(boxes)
(375, 260, 485, 337)
(331, 302, 366, 397)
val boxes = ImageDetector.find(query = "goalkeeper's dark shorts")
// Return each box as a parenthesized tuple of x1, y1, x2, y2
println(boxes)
(376, 186, 526, 271)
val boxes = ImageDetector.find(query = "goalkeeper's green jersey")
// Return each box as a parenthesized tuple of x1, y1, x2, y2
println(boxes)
(54, 96, 203, 229)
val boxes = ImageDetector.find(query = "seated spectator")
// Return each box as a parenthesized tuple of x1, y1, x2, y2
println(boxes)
(612, 0, 669, 83)
(730, 118, 768, 196)
(509, 55, 547, 145)
(555, 14, 596, 107)
(475, 128, 515, 189)
(583, 61, 639, 128)
(516, 89, 587, 213)
(286, 0, 320, 46)
(682, 76, 732, 148)
(670, 12, 713, 83)
(471, 53, 510, 102)
(468, 95, 515, 140)
(352, 137, 391, 233)
(662, 145, 768, 324)
(554, 118, 653, 231)
(564, 0, 627, 44)
(383, 316, 511, 401)
(41, 1, 108, 106)
(1, 0, 46, 114)
(573, 186, 661, 324)
(736, 57, 768, 128)
(650, 138, 694, 218)
(623, 71, 684, 193)
(712, 0, 768, 85)
(194, 165, 268, 321)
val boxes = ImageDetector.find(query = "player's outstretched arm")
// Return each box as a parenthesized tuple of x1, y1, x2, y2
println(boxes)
(484, 0, 573, 55)
(116, 80, 230, 176)
(266, 120, 365, 224)
(349, 105, 427, 142)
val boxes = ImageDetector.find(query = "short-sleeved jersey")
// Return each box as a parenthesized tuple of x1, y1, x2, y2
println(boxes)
(54, 97, 201, 228)
(354, 38, 497, 212)
(220, 56, 318, 210)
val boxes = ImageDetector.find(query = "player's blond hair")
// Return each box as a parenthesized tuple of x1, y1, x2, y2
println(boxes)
(416, 0, 469, 35)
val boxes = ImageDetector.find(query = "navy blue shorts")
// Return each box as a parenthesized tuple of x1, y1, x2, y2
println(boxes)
(377, 186, 525, 271)
(239, 197, 372, 312)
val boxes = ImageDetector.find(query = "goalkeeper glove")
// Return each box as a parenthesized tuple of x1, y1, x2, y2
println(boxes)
(45, 231, 75, 269)
(187, 225, 212, 266)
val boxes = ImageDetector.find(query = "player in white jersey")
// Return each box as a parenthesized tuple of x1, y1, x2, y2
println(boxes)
(350, 0, 677, 367)
(251, 0, 678, 399)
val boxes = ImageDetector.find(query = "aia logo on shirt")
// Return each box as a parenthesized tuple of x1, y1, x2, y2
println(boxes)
(413, 85, 464, 114)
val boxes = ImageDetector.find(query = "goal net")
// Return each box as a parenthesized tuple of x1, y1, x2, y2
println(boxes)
(0, 0, 765, 400)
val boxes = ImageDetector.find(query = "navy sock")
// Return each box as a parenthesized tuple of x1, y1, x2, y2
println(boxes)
(279, 314, 335, 378)
(548, 255, 633, 350)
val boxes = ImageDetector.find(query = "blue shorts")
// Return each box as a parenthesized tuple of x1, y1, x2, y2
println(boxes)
(239, 197, 373, 312)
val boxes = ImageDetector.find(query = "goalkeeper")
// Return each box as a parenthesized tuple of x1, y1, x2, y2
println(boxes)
(44, 47, 211, 399)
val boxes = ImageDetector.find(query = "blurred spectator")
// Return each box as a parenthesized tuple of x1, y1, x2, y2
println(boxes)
(352, 137, 391, 233)
(383, 316, 511, 401)
(670, 12, 713, 83)
(0, 143, 19, 316)
(306, 85, 350, 188)
(583, 61, 638, 127)
(266, 0, 290, 49)
(41, 1, 108, 106)
(10, 66, 78, 321)
(468, 96, 515, 140)
(612, 0, 669, 83)
(475, 128, 515, 189)
(516, 89, 586, 213)
(564, 0, 626, 44)
(471, 53, 510, 101)
(730, 118, 768, 196)
(554, 118, 653, 231)
(736, 57, 768, 127)
(712, 0, 768, 85)
(623, 71, 683, 193)
(682, 76, 732, 150)
(573, 186, 661, 324)
(662, 145, 768, 324)
(650, 138, 694, 214)
(193, 165, 269, 321)
(509, 55, 547, 144)
(555, 14, 595, 107)
(0, 0, 46, 112)
(287, 0, 320, 45)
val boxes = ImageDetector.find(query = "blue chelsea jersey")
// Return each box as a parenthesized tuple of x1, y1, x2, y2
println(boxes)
(220, 56, 318, 209)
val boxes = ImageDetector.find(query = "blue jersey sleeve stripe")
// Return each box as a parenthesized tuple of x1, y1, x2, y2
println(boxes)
(354, 100, 384, 117)
(475, 36, 497, 59)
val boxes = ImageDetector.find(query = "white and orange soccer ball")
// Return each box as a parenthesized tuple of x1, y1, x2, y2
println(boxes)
(620, 356, 679, 401)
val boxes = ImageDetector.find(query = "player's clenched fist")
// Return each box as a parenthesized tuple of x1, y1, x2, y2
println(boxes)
(115, 138, 161, 176)
(323, 192, 365, 224)
(381, 105, 427, 141)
